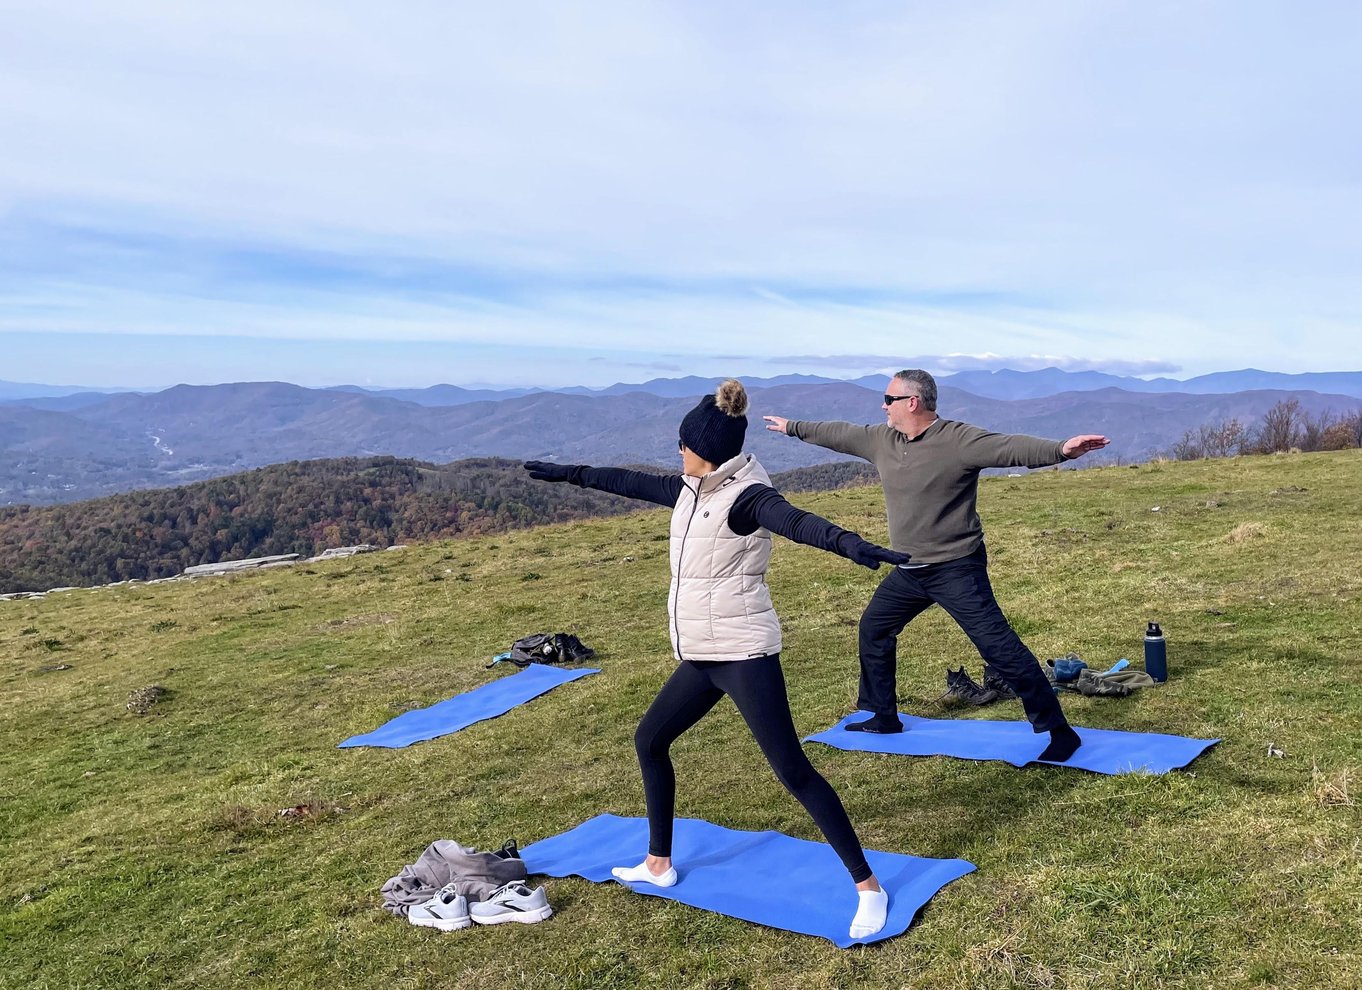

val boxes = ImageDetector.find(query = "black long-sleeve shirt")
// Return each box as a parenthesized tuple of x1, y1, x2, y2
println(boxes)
(561, 465, 866, 558)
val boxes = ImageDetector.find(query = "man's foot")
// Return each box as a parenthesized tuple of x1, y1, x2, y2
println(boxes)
(1038, 725, 1082, 762)
(845, 714, 904, 734)
(611, 860, 678, 887)
(849, 887, 889, 939)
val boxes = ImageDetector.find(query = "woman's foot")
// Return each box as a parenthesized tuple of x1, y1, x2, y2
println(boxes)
(611, 857, 677, 887)
(849, 886, 889, 939)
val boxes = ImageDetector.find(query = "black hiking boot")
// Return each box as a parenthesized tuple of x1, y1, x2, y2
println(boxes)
(941, 666, 999, 707)
(982, 665, 1018, 700)
(554, 633, 597, 663)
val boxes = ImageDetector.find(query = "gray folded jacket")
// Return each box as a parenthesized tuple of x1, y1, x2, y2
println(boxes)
(1071, 668, 1158, 697)
(381, 840, 528, 916)
(1103, 669, 1157, 689)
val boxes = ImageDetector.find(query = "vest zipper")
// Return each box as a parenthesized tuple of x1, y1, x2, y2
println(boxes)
(671, 478, 702, 661)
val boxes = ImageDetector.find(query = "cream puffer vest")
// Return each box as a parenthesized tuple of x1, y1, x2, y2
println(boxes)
(667, 453, 781, 663)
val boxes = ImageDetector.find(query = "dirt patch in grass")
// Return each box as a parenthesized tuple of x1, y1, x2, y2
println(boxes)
(315, 612, 397, 632)
(211, 797, 350, 837)
(126, 684, 168, 715)
(1312, 763, 1356, 807)
(965, 932, 1056, 988)
(1226, 521, 1267, 543)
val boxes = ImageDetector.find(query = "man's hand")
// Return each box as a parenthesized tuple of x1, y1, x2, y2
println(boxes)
(523, 460, 578, 483)
(762, 415, 790, 434)
(1061, 435, 1110, 459)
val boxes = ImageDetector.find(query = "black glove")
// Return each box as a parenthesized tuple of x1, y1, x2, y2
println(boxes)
(523, 460, 580, 483)
(839, 533, 911, 570)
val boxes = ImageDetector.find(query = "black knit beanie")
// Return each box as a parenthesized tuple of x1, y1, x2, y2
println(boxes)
(679, 379, 748, 465)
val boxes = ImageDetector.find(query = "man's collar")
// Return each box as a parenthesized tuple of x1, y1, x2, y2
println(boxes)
(897, 416, 941, 443)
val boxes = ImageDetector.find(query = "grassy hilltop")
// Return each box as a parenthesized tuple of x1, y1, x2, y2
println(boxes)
(2, 452, 1360, 990)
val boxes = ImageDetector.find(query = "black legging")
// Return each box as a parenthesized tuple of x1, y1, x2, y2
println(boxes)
(634, 654, 872, 883)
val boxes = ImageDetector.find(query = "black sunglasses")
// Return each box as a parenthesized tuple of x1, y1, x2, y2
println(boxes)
(883, 393, 917, 405)
(678, 438, 685, 450)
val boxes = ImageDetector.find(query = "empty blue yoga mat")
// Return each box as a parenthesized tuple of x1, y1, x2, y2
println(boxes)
(805, 713, 1218, 775)
(522, 814, 975, 947)
(338, 665, 599, 748)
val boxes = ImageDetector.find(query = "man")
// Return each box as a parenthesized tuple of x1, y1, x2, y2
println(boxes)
(764, 369, 1109, 763)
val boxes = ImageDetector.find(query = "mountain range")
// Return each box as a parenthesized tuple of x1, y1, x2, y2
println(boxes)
(4, 369, 1360, 506)
(9, 367, 1362, 406)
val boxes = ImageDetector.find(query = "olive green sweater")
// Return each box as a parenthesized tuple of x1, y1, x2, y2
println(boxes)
(784, 418, 1068, 563)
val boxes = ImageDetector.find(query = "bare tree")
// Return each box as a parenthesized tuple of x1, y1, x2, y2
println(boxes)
(1171, 418, 1249, 460)
(1342, 410, 1362, 449)
(1320, 422, 1356, 450)
(1318, 410, 1362, 450)
(1256, 399, 1303, 453)
(1206, 418, 1249, 457)
(1171, 428, 1205, 460)
(1299, 409, 1337, 452)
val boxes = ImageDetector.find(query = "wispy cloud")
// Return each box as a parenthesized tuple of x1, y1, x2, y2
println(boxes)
(767, 354, 1181, 376)
(1, 1, 1359, 385)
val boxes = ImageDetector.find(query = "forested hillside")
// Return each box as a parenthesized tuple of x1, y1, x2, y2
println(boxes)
(0, 457, 636, 591)
(0, 456, 879, 592)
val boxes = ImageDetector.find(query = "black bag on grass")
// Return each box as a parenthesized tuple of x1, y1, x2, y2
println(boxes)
(488, 632, 597, 668)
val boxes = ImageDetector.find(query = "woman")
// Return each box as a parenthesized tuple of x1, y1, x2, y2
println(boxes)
(524, 379, 907, 939)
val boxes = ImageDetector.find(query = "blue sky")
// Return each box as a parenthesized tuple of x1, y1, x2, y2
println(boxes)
(1, 1, 1358, 389)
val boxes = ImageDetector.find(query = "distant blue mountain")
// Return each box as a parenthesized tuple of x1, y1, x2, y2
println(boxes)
(326, 383, 537, 406)
(934, 368, 1142, 398)
(0, 379, 138, 403)
(585, 373, 843, 397)
(853, 368, 1362, 401)
(327, 374, 847, 405)
(10, 368, 1362, 414)
(1166, 370, 1362, 398)
(0, 391, 130, 411)
(7, 376, 1360, 506)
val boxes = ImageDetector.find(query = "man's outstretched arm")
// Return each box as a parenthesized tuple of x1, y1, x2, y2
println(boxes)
(761, 415, 880, 460)
(1061, 435, 1111, 459)
(958, 427, 1111, 470)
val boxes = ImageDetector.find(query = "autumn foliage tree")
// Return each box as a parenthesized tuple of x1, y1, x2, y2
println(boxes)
(0, 455, 857, 593)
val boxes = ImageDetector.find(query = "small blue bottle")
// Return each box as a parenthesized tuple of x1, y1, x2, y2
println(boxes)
(1144, 621, 1167, 682)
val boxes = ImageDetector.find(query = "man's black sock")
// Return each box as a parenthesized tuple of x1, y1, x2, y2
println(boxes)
(1038, 725, 1081, 762)
(845, 714, 904, 734)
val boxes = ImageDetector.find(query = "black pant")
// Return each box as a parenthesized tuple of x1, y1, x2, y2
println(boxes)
(634, 654, 873, 883)
(857, 544, 1067, 733)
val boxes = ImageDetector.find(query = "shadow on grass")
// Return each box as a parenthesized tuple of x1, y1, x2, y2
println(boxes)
(884, 764, 1091, 862)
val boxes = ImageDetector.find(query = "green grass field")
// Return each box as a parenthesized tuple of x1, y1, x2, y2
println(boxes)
(3, 451, 1360, 990)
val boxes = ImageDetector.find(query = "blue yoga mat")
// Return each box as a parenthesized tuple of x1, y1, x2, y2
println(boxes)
(522, 814, 975, 947)
(805, 712, 1218, 775)
(338, 665, 599, 749)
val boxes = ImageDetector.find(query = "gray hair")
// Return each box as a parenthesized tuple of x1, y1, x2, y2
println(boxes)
(892, 369, 938, 411)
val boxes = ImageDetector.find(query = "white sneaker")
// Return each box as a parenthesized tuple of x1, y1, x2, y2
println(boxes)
(469, 881, 553, 926)
(408, 884, 471, 932)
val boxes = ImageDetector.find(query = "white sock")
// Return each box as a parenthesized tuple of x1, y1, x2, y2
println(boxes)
(849, 888, 888, 939)
(611, 860, 678, 887)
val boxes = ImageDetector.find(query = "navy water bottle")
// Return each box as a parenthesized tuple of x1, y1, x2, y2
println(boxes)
(1144, 621, 1167, 682)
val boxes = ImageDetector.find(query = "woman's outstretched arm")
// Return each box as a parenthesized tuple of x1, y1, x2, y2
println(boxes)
(523, 461, 683, 507)
(730, 485, 910, 568)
